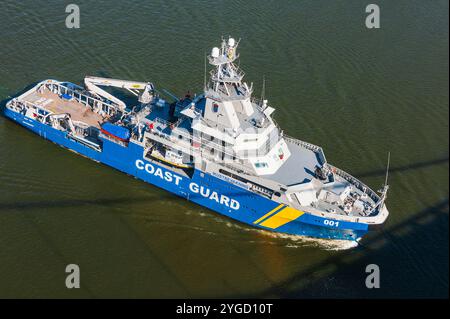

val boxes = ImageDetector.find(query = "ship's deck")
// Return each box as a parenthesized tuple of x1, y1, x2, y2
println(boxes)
(24, 89, 105, 128)
(263, 140, 378, 217)
(266, 139, 321, 186)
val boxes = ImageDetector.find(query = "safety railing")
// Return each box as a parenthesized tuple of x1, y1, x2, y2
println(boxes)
(284, 135, 327, 165)
(327, 163, 380, 204)
(42, 81, 119, 117)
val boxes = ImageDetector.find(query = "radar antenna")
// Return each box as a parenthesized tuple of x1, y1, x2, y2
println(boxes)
(206, 37, 252, 98)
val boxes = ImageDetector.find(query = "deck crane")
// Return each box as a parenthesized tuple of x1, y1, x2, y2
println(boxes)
(84, 76, 155, 112)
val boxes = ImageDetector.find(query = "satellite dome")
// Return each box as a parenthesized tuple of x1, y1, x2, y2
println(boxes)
(228, 38, 235, 47)
(211, 47, 220, 58)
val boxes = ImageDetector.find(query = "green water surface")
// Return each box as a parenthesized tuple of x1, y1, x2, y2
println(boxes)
(0, 0, 448, 298)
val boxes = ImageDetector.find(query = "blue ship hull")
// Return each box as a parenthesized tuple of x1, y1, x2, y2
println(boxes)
(4, 107, 368, 241)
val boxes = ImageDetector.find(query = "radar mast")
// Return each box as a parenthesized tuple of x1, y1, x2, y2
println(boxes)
(206, 37, 252, 99)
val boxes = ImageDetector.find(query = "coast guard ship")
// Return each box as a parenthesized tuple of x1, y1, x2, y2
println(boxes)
(4, 37, 389, 241)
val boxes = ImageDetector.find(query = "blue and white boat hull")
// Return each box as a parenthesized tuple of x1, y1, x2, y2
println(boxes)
(4, 107, 369, 241)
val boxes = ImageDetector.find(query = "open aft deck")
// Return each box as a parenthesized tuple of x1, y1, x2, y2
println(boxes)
(25, 88, 106, 128)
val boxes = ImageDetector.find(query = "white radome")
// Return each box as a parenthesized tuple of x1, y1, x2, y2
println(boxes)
(211, 47, 220, 58)
(228, 38, 235, 47)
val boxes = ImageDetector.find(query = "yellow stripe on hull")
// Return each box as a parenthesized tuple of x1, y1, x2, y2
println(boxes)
(259, 207, 305, 229)
(253, 204, 284, 224)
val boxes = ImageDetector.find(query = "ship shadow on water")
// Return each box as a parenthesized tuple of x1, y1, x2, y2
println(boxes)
(238, 198, 449, 299)
(0, 186, 258, 212)
(0, 196, 177, 211)
(354, 157, 449, 179)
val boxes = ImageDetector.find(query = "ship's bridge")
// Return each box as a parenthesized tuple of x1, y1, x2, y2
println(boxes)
(172, 37, 291, 175)
(139, 37, 318, 178)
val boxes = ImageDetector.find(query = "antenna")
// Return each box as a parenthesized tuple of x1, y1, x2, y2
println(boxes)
(260, 75, 265, 107)
(203, 52, 207, 91)
(384, 151, 390, 187)
(370, 151, 391, 214)
(379, 151, 391, 210)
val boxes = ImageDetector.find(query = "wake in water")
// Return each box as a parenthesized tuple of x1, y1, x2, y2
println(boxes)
(224, 220, 359, 251)
(184, 209, 359, 251)
(125, 200, 359, 251)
